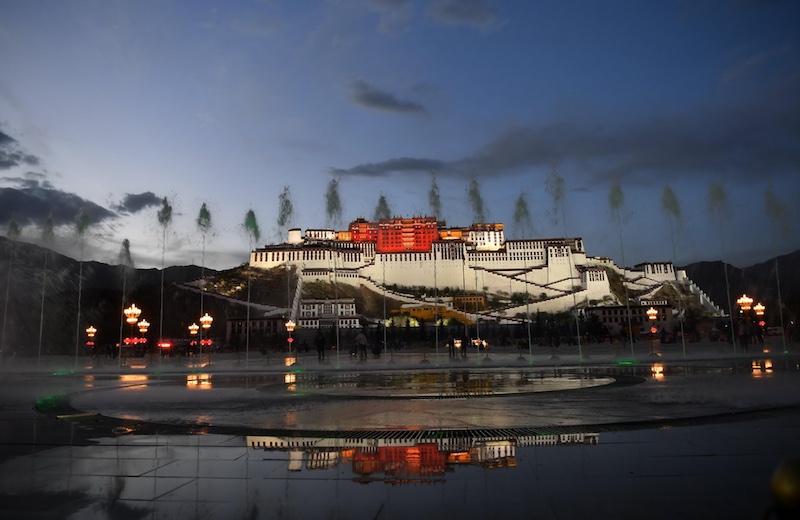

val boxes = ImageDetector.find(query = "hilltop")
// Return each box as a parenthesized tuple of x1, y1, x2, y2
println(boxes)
(0, 235, 798, 356)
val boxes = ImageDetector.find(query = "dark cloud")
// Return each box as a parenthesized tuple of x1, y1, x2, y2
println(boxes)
(0, 178, 115, 227)
(330, 157, 443, 177)
(112, 191, 162, 214)
(426, 0, 503, 30)
(0, 130, 41, 170)
(351, 80, 427, 114)
(335, 73, 800, 187)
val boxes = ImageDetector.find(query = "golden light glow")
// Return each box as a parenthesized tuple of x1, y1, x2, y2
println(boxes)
(124, 304, 141, 325)
(188, 323, 199, 336)
(754, 302, 765, 316)
(85, 326, 97, 338)
(186, 373, 212, 388)
(651, 363, 664, 379)
(285, 319, 296, 332)
(737, 294, 753, 311)
(646, 307, 658, 321)
(285, 357, 296, 367)
(137, 319, 150, 334)
(200, 313, 213, 330)
(119, 374, 149, 383)
(284, 373, 296, 384)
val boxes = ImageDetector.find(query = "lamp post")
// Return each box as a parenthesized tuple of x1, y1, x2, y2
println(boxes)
(138, 319, 150, 362)
(85, 325, 96, 358)
(200, 312, 213, 364)
(754, 302, 766, 348)
(122, 304, 141, 366)
(737, 294, 753, 314)
(188, 322, 199, 358)
(646, 306, 659, 357)
(736, 294, 754, 352)
(285, 319, 296, 365)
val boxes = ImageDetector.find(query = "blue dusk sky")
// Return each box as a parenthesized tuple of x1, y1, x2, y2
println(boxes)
(1, 0, 798, 270)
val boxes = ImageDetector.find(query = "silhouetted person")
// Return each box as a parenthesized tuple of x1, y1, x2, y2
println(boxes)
(315, 331, 326, 361)
(355, 330, 368, 360)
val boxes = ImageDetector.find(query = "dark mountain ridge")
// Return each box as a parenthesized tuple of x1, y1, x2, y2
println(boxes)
(1, 236, 798, 355)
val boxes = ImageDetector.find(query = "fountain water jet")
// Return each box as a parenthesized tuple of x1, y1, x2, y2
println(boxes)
(428, 172, 442, 219)
(1, 220, 20, 363)
(117, 239, 134, 366)
(196, 202, 213, 363)
(707, 183, 736, 354)
(373, 194, 391, 221)
(467, 178, 486, 224)
(243, 209, 261, 369)
(661, 185, 687, 361)
(74, 209, 90, 371)
(764, 188, 790, 354)
(156, 197, 173, 366)
(37, 215, 55, 368)
(609, 180, 634, 358)
(546, 163, 583, 361)
(325, 178, 343, 229)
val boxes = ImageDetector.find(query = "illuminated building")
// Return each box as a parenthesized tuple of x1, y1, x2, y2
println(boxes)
(249, 216, 724, 320)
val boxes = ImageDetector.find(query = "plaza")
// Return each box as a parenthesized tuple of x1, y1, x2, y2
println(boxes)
(0, 339, 799, 519)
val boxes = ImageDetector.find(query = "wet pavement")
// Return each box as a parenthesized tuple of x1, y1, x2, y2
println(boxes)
(1, 341, 799, 519)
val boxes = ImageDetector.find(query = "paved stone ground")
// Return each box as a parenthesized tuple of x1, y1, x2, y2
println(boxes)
(0, 340, 798, 519)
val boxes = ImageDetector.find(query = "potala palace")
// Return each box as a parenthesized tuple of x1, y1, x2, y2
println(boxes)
(248, 216, 722, 331)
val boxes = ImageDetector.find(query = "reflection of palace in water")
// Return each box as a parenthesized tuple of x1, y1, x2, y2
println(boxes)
(248, 431, 599, 480)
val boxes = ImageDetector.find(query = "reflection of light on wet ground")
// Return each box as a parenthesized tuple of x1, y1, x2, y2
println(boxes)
(651, 363, 664, 379)
(119, 374, 148, 385)
(751, 360, 773, 377)
(289, 370, 614, 398)
(186, 373, 212, 388)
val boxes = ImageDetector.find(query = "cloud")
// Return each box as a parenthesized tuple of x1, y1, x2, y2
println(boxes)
(0, 178, 115, 227)
(351, 80, 427, 114)
(334, 73, 800, 187)
(0, 130, 41, 170)
(112, 191, 162, 214)
(425, 0, 503, 31)
(330, 157, 444, 177)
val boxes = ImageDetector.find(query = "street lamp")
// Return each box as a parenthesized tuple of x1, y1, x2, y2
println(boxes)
(646, 306, 659, 357)
(736, 294, 753, 313)
(188, 322, 199, 357)
(138, 319, 150, 361)
(754, 302, 765, 316)
(85, 326, 97, 357)
(199, 312, 213, 364)
(123, 304, 141, 363)
(285, 319, 296, 365)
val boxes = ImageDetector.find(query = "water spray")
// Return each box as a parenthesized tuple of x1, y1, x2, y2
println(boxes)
(546, 162, 583, 361)
(467, 178, 486, 223)
(117, 238, 134, 367)
(243, 208, 261, 369)
(661, 185, 687, 361)
(373, 194, 391, 221)
(609, 180, 634, 358)
(428, 172, 442, 218)
(325, 178, 343, 228)
(157, 197, 173, 366)
(197, 202, 213, 363)
(764, 188, 789, 354)
(74, 208, 90, 371)
(37, 215, 55, 368)
(1, 219, 20, 364)
(707, 183, 736, 354)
